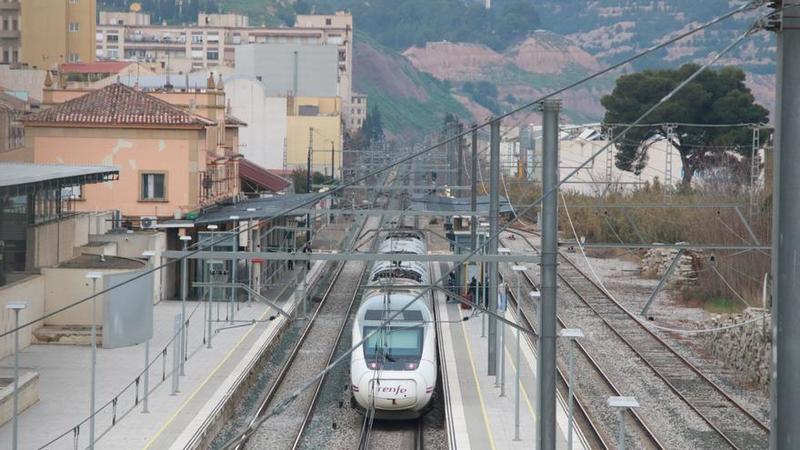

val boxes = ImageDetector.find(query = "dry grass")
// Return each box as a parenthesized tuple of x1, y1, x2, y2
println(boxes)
(503, 177, 771, 308)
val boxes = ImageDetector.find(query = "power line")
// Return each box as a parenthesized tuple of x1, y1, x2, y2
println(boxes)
(0, 0, 763, 343)
(222, 14, 764, 445)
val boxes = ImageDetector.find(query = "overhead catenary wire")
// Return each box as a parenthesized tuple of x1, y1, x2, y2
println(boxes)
(221, 14, 767, 446)
(0, 1, 764, 343)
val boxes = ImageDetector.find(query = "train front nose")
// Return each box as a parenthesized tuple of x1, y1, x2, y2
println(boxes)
(369, 379, 418, 410)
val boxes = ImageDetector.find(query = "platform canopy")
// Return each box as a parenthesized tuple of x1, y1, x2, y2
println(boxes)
(0, 162, 118, 191)
(409, 193, 514, 215)
(190, 193, 321, 225)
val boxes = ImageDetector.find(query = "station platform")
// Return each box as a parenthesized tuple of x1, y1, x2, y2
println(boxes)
(0, 262, 324, 450)
(433, 263, 589, 450)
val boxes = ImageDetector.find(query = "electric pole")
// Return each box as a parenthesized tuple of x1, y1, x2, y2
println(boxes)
(771, 1, 800, 448)
(539, 99, 561, 450)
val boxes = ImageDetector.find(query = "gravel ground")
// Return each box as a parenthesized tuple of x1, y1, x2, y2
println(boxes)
(245, 258, 367, 450)
(559, 243, 770, 424)
(498, 230, 750, 449)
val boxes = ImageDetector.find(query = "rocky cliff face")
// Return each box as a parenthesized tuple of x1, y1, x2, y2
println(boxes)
(402, 31, 615, 124)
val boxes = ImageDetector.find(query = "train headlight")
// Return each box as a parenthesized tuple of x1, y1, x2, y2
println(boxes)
(405, 362, 418, 370)
(368, 361, 381, 370)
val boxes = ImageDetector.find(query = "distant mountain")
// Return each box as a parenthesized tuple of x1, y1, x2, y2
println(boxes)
(216, 0, 778, 134)
(352, 34, 470, 137)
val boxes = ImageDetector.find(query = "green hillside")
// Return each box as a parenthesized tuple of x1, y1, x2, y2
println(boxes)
(352, 33, 470, 137)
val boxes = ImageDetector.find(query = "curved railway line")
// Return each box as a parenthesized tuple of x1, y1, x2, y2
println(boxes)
(503, 227, 769, 449)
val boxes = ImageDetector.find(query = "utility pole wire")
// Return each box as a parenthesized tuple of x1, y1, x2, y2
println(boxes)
(221, 16, 762, 448)
(0, 1, 761, 341)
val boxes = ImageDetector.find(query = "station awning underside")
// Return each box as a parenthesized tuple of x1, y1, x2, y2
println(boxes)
(410, 193, 514, 215)
(0, 162, 119, 194)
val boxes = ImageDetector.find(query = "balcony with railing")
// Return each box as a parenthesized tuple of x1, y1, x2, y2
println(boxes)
(198, 159, 239, 206)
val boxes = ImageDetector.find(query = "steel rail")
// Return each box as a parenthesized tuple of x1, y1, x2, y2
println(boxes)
(291, 216, 383, 450)
(226, 216, 372, 450)
(508, 227, 769, 449)
(503, 270, 662, 450)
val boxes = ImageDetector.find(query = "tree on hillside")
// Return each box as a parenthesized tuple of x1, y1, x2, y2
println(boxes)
(601, 64, 769, 185)
(362, 106, 385, 144)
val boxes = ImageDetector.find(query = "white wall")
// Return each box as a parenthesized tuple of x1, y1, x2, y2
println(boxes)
(225, 77, 287, 170)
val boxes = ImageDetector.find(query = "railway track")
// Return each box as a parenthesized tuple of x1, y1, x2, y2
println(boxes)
(224, 215, 380, 450)
(357, 417, 423, 450)
(501, 261, 662, 450)
(505, 228, 769, 449)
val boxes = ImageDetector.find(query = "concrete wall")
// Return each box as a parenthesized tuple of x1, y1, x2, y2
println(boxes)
(0, 275, 45, 359)
(235, 44, 338, 97)
(27, 213, 92, 270)
(225, 77, 287, 170)
(89, 231, 167, 303)
(0, 67, 45, 101)
(41, 263, 143, 326)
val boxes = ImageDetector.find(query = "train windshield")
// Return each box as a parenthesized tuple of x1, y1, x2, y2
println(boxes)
(363, 326, 423, 370)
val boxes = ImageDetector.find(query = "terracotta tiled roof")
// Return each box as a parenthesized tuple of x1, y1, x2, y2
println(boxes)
(24, 83, 215, 128)
(239, 159, 291, 192)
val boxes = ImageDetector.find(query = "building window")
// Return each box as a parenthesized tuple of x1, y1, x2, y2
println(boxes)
(11, 48, 17, 63)
(107, 34, 118, 43)
(207, 50, 219, 60)
(10, 18, 17, 31)
(61, 185, 82, 200)
(70, 0, 79, 4)
(2, 17, 8, 31)
(140, 173, 166, 201)
(191, 33, 203, 44)
(68, 53, 80, 62)
(69, 22, 79, 32)
(325, 18, 332, 25)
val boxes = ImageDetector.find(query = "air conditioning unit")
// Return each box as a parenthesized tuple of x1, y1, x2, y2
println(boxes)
(140, 216, 158, 229)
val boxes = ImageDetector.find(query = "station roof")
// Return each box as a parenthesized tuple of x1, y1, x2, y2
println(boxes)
(0, 162, 119, 191)
(410, 193, 514, 215)
(239, 158, 291, 193)
(192, 193, 320, 225)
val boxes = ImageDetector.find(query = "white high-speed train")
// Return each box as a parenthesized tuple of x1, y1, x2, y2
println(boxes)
(350, 228, 437, 419)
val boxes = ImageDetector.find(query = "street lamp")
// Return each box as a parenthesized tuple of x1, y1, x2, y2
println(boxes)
(561, 328, 584, 449)
(85, 271, 103, 450)
(6, 302, 26, 450)
(229, 215, 240, 324)
(497, 247, 511, 394)
(511, 264, 528, 441)
(608, 396, 640, 450)
(141, 252, 156, 413)
(479, 222, 490, 339)
(179, 235, 192, 376)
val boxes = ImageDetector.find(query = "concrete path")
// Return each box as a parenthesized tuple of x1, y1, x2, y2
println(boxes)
(0, 263, 323, 450)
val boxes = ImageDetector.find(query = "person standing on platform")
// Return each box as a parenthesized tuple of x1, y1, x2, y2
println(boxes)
(447, 272, 457, 303)
(302, 242, 311, 270)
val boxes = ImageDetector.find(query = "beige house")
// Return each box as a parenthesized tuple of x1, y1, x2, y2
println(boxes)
(0, 80, 245, 222)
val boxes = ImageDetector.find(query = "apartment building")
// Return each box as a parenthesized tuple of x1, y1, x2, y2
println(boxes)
(95, 12, 360, 128)
(0, 0, 19, 65)
(21, 0, 96, 68)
